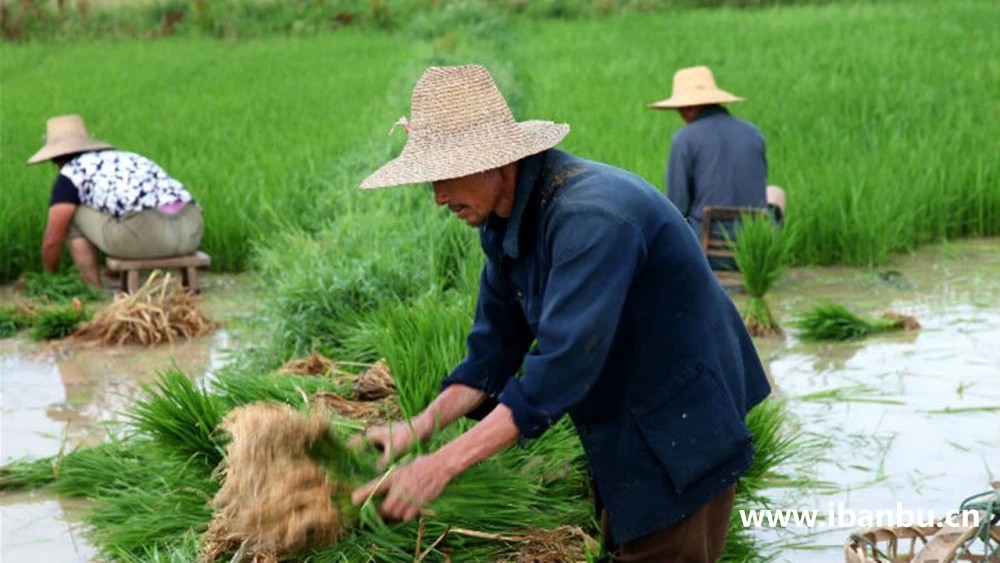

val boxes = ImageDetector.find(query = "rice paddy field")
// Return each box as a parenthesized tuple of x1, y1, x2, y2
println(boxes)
(1, 0, 999, 561)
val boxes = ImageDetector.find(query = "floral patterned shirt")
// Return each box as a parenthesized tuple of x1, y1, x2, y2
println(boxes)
(50, 150, 193, 217)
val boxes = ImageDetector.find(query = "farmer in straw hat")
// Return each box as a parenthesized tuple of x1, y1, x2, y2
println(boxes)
(650, 66, 785, 267)
(351, 65, 771, 561)
(27, 115, 203, 288)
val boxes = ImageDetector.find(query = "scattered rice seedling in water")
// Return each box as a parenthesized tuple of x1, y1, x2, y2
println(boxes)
(28, 302, 91, 340)
(793, 302, 920, 341)
(732, 214, 791, 337)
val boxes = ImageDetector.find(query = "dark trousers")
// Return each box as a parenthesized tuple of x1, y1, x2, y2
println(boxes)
(601, 484, 737, 562)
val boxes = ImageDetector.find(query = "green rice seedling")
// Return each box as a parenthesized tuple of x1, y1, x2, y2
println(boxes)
(432, 214, 479, 292)
(0, 307, 32, 338)
(0, 456, 56, 491)
(732, 214, 790, 337)
(126, 369, 226, 468)
(85, 456, 217, 560)
(341, 292, 474, 417)
(28, 303, 91, 340)
(793, 302, 916, 341)
(212, 370, 350, 411)
(21, 271, 103, 302)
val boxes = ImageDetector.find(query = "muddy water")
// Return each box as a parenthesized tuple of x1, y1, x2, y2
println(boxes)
(747, 239, 1000, 561)
(1, 245, 998, 561)
(0, 274, 251, 561)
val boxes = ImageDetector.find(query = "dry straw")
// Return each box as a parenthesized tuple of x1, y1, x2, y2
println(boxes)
(201, 403, 348, 562)
(73, 270, 215, 346)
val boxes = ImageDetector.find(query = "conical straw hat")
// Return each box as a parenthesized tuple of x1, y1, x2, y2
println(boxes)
(27, 114, 113, 165)
(361, 65, 570, 190)
(648, 66, 744, 110)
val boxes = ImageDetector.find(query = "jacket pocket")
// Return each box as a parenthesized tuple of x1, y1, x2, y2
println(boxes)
(630, 365, 751, 494)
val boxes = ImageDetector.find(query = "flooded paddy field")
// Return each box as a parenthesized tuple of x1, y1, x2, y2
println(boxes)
(1, 241, 998, 561)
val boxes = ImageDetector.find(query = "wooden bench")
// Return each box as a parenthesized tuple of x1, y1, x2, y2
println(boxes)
(106, 251, 211, 294)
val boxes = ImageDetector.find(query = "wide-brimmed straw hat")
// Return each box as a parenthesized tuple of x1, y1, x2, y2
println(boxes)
(361, 65, 570, 190)
(648, 66, 744, 110)
(27, 114, 113, 165)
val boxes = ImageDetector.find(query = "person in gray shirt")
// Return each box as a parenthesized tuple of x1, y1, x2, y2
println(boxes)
(650, 66, 785, 268)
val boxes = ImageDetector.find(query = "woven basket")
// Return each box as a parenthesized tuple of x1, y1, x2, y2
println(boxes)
(844, 521, 1000, 562)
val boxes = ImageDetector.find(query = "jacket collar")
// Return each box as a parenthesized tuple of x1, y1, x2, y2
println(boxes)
(693, 104, 729, 122)
(494, 150, 547, 259)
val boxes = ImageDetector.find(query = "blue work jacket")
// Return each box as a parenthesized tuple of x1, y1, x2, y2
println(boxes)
(442, 149, 771, 544)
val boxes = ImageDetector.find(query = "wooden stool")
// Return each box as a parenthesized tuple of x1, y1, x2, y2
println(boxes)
(106, 251, 211, 294)
(699, 206, 771, 287)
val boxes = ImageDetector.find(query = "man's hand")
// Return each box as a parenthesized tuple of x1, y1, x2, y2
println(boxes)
(352, 421, 420, 469)
(350, 454, 454, 521)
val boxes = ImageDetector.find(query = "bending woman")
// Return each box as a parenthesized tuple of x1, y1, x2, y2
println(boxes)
(28, 114, 203, 288)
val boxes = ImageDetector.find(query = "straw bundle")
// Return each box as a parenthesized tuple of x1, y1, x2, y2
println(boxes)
(73, 271, 215, 346)
(201, 403, 350, 562)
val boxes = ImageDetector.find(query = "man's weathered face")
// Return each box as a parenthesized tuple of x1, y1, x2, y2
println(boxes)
(432, 170, 505, 227)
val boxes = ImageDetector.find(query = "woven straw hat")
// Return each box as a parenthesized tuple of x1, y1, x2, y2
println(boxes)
(27, 114, 113, 165)
(648, 66, 744, 110)
(361, 65, 570, 190)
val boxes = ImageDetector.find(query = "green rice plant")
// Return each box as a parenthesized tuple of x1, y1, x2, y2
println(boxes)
(732, 214, 791, 337)
(85, 456, 217, 560)
(432, 215, 480, 292)
(0, 456, 56, 491)
(212, 370, 351, 411)
(21, 271, 103, 302)
(793, 302, 913, 341)
(0, 307, 32, 338)
(28, 304, 91, 340)
(340, 291, 474, 417)
(126, 369, 226, 468)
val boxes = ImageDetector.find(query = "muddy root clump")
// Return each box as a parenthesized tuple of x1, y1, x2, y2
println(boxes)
(277, 350, 335, 376)
(201, 403, 347, 562)
(73, 271, 215, 346)
(351, 358, 396, 400)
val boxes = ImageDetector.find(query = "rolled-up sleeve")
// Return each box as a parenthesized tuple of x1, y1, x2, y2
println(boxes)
(499, 207, 645, 439)
(442, 259, 534, 400)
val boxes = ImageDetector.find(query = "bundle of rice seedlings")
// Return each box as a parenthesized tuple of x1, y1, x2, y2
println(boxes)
(29, 299, 92, 340)
(20, 271, 103, 303)
(793, 302, 921, 341)
(73, 270, 215, 346)
(200, 403, 367, 562)
(732, 214, 790, 337)
(127, 369, 226, 467)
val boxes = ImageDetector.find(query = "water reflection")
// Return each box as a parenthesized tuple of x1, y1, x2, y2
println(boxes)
(759, 240, 1000, 561)
(0, 330, 229, 561)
